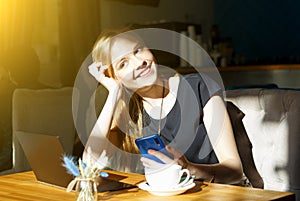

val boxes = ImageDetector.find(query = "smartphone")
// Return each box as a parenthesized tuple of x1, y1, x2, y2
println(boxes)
(135, 134, 170, 164)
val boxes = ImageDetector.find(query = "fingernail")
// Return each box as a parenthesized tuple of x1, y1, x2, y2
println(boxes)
(148, 149, 154, 154)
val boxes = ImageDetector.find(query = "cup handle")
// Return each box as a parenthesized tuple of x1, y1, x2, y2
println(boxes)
(176, 169, 190, 188)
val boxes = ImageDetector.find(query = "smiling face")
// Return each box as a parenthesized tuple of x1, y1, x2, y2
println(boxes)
(110, 34, 158, 91)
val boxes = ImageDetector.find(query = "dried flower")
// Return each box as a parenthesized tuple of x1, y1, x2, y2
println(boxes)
(62, 147, 108, 194)
(62, 155, 80, 177)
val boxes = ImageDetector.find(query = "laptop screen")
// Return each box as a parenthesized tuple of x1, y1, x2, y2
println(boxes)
(16, 131, 137, 191)
(16, 131, 73, 188)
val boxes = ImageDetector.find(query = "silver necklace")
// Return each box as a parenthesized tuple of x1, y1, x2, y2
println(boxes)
(157, 80, 165, 135)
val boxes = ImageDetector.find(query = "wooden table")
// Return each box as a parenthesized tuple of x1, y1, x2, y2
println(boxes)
(0, 171, 295, 201)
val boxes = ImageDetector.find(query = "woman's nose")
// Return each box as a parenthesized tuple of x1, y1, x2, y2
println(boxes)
(136, 60, 148, 70)
(132, 56, 147, 69)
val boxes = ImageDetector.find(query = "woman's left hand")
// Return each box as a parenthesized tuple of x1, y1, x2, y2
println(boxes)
(141, 146, 190, 169)
(140, 149, 174, 169)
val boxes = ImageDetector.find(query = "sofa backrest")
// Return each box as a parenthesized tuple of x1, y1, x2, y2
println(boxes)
(12, 87, 76, 173)
(225, 88, 300, 197)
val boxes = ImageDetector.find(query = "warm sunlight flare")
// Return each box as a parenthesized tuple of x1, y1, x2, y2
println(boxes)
(0, 0, 61, 87)
(0, 0, 35, 49)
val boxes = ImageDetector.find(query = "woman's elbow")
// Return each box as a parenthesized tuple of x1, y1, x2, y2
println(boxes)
(228, 161, 244, 184)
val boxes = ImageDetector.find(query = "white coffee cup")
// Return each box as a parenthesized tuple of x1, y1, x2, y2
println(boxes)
(145, 164, 190, 190)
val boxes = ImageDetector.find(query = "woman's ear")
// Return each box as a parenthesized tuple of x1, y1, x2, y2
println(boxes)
(106, 65, 116, 79)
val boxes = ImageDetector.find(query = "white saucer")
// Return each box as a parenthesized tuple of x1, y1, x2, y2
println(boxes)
(138, 180, 196, 196)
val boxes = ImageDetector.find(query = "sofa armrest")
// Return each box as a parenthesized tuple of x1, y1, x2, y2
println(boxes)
(227, 101, 264, 188)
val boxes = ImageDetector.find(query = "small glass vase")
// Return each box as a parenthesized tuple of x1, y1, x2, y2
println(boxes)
(75, 177, 98, 201)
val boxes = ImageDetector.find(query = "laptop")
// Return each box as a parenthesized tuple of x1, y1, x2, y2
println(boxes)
(15, 131, 74, 188)
(16, 131, 137, 191)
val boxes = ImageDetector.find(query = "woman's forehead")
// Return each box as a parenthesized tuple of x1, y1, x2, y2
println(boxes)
(111, 37, 135, 58)
(110, 34, 144, 62)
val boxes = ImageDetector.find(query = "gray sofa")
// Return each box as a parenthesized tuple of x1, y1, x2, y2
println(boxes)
(0, 87, 76, 175)
(225, 88, 300, 200)
(2, 86, 299, 200)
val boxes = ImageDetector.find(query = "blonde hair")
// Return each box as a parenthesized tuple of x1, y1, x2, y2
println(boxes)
(91, 29, 143, 155)
(92, 30, 116, 79)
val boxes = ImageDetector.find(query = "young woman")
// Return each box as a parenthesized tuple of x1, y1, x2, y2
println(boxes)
(84, 29, 243, 184)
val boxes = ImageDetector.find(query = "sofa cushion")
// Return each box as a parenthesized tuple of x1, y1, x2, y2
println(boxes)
(225, 88, 300, 196)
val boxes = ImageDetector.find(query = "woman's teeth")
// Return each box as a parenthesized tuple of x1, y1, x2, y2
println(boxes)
(139, 66, 150, 77)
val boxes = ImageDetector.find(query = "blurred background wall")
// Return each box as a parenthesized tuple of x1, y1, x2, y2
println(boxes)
(0, 0, 214, 87)
(215, 0, 300, 65)
(1, 0, 299, 87)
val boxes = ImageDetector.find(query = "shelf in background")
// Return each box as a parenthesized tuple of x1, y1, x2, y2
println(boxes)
(158, 64, 300, 88)
(171, 64, 300, 74)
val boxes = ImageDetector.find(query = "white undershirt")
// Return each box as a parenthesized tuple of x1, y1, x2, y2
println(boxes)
(143, 76, 180, 120)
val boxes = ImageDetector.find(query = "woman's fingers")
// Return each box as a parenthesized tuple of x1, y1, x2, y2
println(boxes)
(88, 62, 108, 82)
(141, 147, 190, 173)
(147, 149, 174, 164)
(88, 62, 121, 96)
(140, 157, 174, 173)
(88, 62, 103, 81)
(140, 149, 175, 169)
(140, 157, 162, 168)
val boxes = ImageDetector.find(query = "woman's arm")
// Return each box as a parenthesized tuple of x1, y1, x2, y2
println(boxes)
(83, 63, 123, 163)
(143, 95, 243, 184)
(199, 95, 243, 183)
(83, 87, 121, 163)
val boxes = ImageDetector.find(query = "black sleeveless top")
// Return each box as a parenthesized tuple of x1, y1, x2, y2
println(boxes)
(142, 73, 223, 164)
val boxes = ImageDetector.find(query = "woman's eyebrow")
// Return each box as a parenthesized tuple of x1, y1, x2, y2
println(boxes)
(114, 42, 140, 66)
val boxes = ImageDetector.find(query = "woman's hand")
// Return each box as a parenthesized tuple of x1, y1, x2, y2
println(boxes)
(140, 146, 190, 170)
(140, 149, 174, 169)
(165, 146, 190, 169)
(88, 62, 122, 97)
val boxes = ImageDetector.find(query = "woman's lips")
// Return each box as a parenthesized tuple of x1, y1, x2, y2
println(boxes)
(135, 64, 152, 79)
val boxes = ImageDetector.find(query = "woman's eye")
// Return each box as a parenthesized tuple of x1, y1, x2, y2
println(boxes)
(135, 47, 143, 54)
(119, 61, 128, 69)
